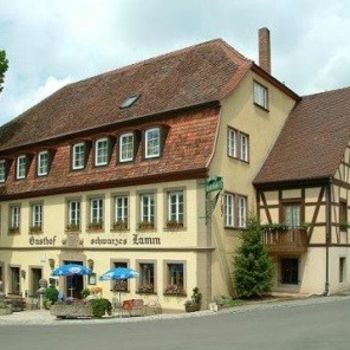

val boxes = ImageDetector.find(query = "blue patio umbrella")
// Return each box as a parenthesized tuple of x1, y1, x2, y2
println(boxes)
(99, 267, 139, 281)
(51, 263, 92, 298)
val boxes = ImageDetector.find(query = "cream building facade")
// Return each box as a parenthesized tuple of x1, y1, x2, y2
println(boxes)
(0, 28, 349, 310)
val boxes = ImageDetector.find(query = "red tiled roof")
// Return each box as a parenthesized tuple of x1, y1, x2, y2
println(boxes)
(0, 108, 219, 199)
(254, 87, 350, 185)
(0, 39, 252, 152)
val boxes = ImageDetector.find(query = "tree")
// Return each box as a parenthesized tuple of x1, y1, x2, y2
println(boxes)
(0, 50, 9, 93)
(233, 216, 273, 298)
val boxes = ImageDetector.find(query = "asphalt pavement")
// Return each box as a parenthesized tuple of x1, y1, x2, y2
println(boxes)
(1, 298, 350, 350)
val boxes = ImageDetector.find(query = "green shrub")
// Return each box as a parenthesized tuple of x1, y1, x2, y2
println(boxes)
(81, 288, 91, 299)
(233, 216, 273, 298)
(44, 286, 59, 304)
(89, 298, 112, 318)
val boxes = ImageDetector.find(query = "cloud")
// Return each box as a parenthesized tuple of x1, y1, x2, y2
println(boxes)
(0, 0, 350, 125)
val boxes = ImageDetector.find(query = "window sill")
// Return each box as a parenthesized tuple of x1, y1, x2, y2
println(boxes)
(254, 102, 269, 113)
(110, 228, 130, 233)
(136, 291, 157, 295)
(65, 230, 81, 234)
(164, 227, 187, 232)
(86, 228, 104, 233)
(224, 226, 246, 231)
(163, 292, 187, 298)
(29, 231, 43, 235)
(8, 231, 21, 235)
(111, 290, 130, 293)
(137, 228, 157, 232)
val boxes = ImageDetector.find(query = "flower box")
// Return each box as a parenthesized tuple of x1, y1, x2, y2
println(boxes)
(166, 221, 184, 230)
(164, 285, 186, 297)
(29, 225, 42, 234)
(8, 227, 20, 235)
(88, 222, 103, 231)
(137, 284, 154, 294)
(112, 220, 128, 231)
(138, 221, 155, 231)
(66, 224, 80, 232)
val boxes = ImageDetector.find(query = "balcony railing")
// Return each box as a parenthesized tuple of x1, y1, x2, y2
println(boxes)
(262, 227, 308, 254)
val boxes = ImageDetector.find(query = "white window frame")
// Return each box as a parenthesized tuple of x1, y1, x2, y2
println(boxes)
(72, 143, 85, 170)
(254, 81, 268, 109)
(10, 206, 21, 229)
(90, 198, 103, 224)
(140, 193, 155, 224)
(37, 151, 49, 176)
(0, 160, 6, 183)
(240, 133, 249, 162)
(68, 200, 81, 226)
(145, 128, 161, 159)
(228, 128, 237, 158)
(114, 195, 129, 223)
(168, 191, 184, 224)
(16, 155, 27, 180)
(224, 193, 235, 227)
(238, 196, 247, 228)
(31, 204, 42, 228)
(119, 133, 134, 162)
(95, 138, 109, 166)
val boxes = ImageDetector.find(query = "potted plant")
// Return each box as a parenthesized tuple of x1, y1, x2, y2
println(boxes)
(185, 287, 202, 312)
(340, 222, 349, 232)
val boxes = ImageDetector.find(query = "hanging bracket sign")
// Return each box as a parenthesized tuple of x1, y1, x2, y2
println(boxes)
(206, 176, 223, 194)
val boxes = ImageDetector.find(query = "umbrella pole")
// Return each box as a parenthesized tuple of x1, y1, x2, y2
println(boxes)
(119, 291, 122, 318)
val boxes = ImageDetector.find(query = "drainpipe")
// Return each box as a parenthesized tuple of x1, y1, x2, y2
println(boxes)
(324, 181, 332, 296)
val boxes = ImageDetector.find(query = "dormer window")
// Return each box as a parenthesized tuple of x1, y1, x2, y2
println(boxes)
(95, 138, 109, 166)
(119, 133, 134, 162)
(72, 143, 86, 170)
(0, 160, 6, 183)
(37, 151, 49, 176)
(145, 128, 161, 159)
(16, 155, 27, 180)
(120, 94, 140, 109)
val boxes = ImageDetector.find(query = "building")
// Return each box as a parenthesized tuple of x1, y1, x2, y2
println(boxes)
(0, 28, 349, 309)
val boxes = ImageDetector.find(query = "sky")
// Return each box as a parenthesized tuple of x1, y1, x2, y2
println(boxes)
(1, 0, 350, 125)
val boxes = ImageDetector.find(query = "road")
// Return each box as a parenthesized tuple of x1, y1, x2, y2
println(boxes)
(1, 299, 350, 350)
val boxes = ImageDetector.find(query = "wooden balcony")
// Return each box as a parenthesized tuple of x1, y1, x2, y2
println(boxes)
(262, 228, 308, 255)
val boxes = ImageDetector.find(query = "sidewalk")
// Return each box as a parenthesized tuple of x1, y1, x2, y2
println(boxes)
(0, 294, 349, 327)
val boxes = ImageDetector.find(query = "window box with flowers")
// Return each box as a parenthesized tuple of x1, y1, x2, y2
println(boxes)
(112, 280, 128, 293)
(8, 227, 20, 235)
(138, 221, 155, 231)
(29, 225, 42, 234)
(166, 220, 184, 230)
(112, 220, 128, 231)
(88, 221, 104, 231)
(164, 285, 186, 297)
(137, 283, 155, 294)
(66, 224, 80, 233)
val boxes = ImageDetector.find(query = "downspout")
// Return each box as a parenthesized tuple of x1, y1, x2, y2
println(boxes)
(324, 179, 332, 296)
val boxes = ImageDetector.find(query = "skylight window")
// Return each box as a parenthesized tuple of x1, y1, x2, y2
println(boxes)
(119, 94, 140, 109)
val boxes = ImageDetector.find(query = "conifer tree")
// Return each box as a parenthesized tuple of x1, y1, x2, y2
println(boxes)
(233, 216, 273, 298)
(0, 50, 9, 93)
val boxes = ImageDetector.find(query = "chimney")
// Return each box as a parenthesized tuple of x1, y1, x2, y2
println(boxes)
(258, 27, 271, 74)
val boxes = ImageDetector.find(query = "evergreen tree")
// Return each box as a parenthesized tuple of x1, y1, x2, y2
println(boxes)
(0, 50, 9, 93)
(233, 216, 273, 298)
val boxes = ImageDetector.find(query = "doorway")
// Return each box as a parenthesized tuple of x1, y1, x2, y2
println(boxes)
(9, 267, 21, 295)
(30, 268, 42, 296)
(280, 258, 299, 285)
(64, 261, 84, 298)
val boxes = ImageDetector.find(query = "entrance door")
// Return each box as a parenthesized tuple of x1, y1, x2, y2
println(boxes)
(9, 267, 21, 295)
(30, 268, 42, 296)
(64, 261, 84, 298)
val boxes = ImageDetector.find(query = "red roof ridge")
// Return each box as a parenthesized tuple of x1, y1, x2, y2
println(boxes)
(302, 85, 350, 99)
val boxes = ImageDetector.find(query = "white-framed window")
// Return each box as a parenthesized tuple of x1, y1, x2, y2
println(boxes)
(72, 143, 85, 170)
(254, 81, 268, 109)
(95, 138, 109, 166)
(16, 155, 27, 179)
(90, 198, 103, 224)
(140, 193, 155, 224)
(240, 133, 249, 162)
(228, 128, 237, 158)
(31, 204, 42, 228)
(114, 196, 128, 224)
(68, 200, 81, 226)
(224, 193, 235, 227)
(0, 160, 6, 183)
(238, 196, 247, 228)
(119, 133, 134, 162)
(168, 191, 184, 224)
(37, 151, 49, 176)
(10, 206, 21, 229)
(145, 128, 160, 159)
